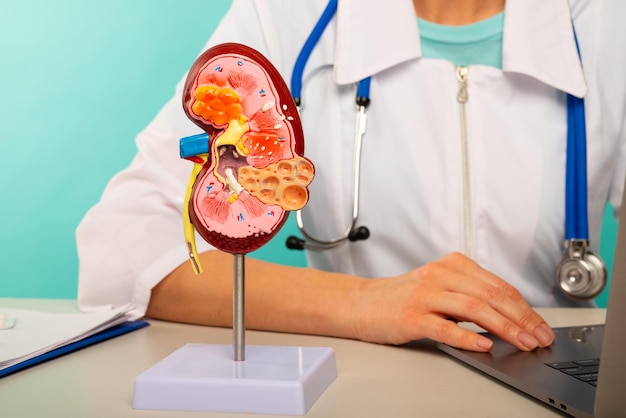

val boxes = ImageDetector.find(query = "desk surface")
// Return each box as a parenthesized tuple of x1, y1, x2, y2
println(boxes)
(0, 298, 606, 418)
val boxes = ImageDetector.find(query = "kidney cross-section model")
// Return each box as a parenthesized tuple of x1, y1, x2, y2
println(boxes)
(179, 43, 314, 271)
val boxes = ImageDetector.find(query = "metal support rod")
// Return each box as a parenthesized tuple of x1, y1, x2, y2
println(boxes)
(233, 253, 246, 361)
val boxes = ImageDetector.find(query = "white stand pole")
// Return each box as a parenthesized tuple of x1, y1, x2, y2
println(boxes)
(233, 254, 245, 361)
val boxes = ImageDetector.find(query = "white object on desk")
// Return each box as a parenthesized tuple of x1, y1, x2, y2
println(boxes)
(0, 313, 16, 330)
(132, 343, 337, 415)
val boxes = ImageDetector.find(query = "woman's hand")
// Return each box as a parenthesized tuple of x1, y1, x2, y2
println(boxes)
(349, 252, 555, 352)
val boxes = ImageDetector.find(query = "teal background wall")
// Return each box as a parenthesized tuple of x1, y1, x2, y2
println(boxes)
(0, 0, 305, 301)
(0, 0, 617, 307)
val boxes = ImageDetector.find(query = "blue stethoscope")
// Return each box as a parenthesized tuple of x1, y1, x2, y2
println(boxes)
(285, 0, 606, 300)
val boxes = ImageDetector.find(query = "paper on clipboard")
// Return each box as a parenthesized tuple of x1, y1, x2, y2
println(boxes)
(0, 305, 136, 371)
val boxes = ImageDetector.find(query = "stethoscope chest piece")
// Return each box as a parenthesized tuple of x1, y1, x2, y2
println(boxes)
(556, 240, 607, 300)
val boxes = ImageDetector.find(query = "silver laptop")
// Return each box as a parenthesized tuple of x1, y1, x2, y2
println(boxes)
(438, 177, 626, 418)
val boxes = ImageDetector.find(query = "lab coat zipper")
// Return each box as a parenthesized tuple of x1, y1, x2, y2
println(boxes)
(456, 66, 473, 259)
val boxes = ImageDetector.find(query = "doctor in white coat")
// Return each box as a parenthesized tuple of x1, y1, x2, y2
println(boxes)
(76, 0, 626, 352)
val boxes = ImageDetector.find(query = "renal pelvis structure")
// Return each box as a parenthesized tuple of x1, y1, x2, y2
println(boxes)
(180, 43, 314, 272)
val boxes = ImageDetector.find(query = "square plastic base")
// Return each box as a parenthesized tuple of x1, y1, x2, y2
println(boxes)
(133, 344, 337, 415)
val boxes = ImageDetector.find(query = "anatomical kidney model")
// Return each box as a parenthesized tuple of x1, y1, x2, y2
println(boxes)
(180, 43, 314, 273)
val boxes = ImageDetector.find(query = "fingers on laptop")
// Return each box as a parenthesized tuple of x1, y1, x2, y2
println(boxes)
(424, 253, 556, 351)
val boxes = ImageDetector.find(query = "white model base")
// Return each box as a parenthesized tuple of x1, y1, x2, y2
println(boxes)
(132, 344, 337, 415)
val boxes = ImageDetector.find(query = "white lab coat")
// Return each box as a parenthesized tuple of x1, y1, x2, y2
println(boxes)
(77, 0, 626, 317)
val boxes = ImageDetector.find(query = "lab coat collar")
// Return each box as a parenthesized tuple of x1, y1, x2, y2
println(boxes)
(502, 0, 587, 97)
(333, 0, 587, 98)
(334, 0, 421, 85)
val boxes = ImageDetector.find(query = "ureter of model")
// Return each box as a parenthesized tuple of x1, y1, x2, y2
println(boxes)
(184, 155, 207, 274)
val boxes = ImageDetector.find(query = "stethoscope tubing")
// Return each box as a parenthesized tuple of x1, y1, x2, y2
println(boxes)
(289, 0, 371, 250)
(566, 89, 589, 241)
(565, 28, 589, 242)
(293, 100, 368, 250)
(291, 0, 338, 106)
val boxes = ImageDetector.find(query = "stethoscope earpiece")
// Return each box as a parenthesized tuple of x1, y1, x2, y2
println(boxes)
(556, 240, 607, 300)
(348, 226, 370, 242)
(285, 235, 306, 250)
(286, 224, 370, 251)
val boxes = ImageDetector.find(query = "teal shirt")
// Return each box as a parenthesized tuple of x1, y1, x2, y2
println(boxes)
(418, 12, 504, 69)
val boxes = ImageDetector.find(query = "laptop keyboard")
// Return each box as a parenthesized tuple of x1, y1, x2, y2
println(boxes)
(546, 359, 600, 386)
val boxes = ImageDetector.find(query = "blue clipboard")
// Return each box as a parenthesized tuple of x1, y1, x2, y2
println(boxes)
(0, 320, 149, 378)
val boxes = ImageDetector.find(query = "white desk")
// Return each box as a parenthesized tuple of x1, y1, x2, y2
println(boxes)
(0, 299, 606, 418)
